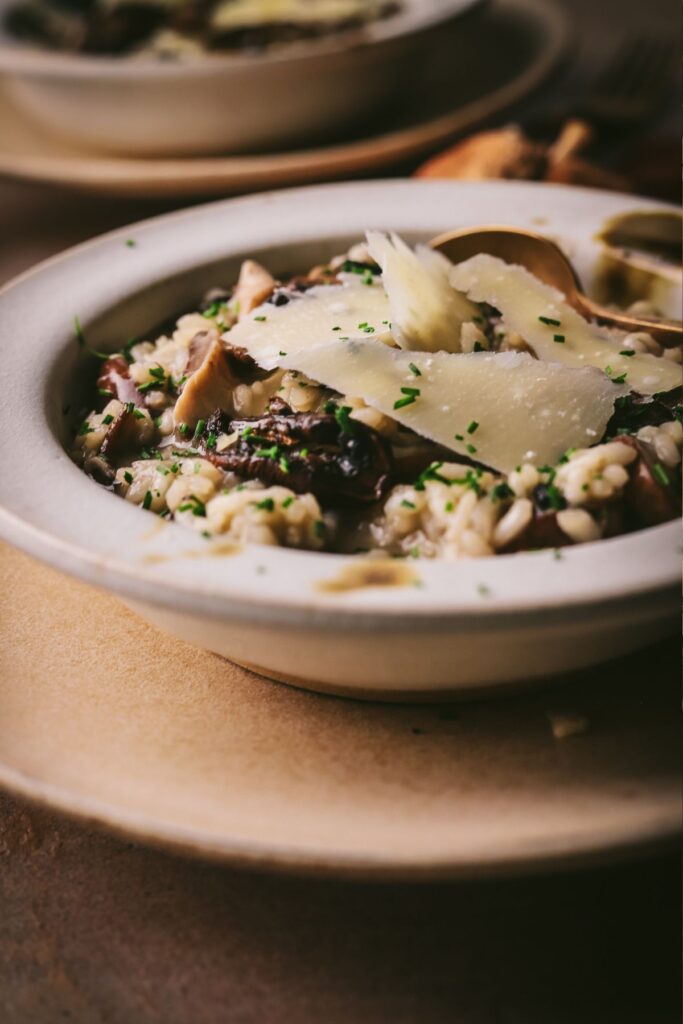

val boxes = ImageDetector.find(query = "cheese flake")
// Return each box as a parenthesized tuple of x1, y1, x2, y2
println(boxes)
(450, 254, 681, 395)
(280, 341, 626, 472)
(224, 279, 391, 370)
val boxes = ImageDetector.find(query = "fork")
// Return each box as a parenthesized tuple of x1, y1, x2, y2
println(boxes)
(577, 34, 679, 127)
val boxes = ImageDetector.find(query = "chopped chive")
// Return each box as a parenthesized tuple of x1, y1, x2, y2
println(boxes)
(314, 520, 325, 538)
(445, 501, 454, 512)
(254, 445, 279, 460)
(546, 484, 564, 510)
(612, 372, 627, 384)
(335, 405, 356, 433)
(205, 432, 217, 450)
(394, 395, 417, 410)
(491, 482, 512, 502)
(279, 350, 287, 356)
(604, 365, 613, 376)
(538, 315, 561, 326)
(123, 471, 133, 484)
(466, 420, 479, 434)
(400, 499, 416, 509)
(142, 491, 152, 510)
(400, 386, 420, 397)
(477, 583, 491, 597)
(255, 498, 275, 511)
(653, 463, 670, 486)
(619, 349, 635, 357)
(408, 362, 422, 377)
(253, 315, 267, 322)
(279, 456, 290, 473)
(466, 444, 477, 454)
(193, 419, 206, 441)
(73, 316, 108, 359)
(282, 496, 295, 508)
(332, 326, 342, 331)
(553, 334, 565, 343)
(454, 433, 464, 441)
(125, 239, 136, 248)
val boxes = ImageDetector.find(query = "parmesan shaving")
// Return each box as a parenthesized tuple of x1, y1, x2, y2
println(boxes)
(224, 279, 391, 370)
(450, 254, 681, 395)
(366, 231, 481, 353)
(280, 341, 626, 473)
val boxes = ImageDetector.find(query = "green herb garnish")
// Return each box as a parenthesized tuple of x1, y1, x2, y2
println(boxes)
(653, 463, 670, 486)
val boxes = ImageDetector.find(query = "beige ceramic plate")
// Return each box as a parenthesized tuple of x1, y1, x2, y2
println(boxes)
(0, 0, 569, 197)
(0, 544, 678, 878)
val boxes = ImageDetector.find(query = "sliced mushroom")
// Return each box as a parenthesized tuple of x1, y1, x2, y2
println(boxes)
(200, 406, 394, 505)
(100, 405, 155, 460)
(233, 260, 276, 318)
(173, 339, 239, 428)
(615, 435, 681, 527)
(184, 330, 215, 375)
(96, 355, 143, 406)
(415, 126, 547, 181)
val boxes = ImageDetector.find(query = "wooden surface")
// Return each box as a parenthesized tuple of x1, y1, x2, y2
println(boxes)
(0, 795, 679, 1024)
(0, 0, 680, 1019)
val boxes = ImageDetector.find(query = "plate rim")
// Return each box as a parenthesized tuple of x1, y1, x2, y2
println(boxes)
(0, 757, 678, 880)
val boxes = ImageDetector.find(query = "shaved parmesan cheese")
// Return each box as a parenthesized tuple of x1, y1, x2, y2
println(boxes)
(451, 254, 681, 395)
(224, 280, 391, 370)
(280, 341, 625, 473)
(366, 231, 480, 353)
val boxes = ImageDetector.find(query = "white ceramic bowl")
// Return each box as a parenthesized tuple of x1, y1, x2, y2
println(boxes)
(0, 0, 482, 156)
(0, 180, 679, 698)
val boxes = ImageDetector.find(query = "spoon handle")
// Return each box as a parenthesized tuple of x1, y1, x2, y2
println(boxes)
(578, 296, 683, 348)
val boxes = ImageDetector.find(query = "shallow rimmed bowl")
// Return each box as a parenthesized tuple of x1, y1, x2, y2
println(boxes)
(0, 0, 483, 156)
(0, 179, 679, 698)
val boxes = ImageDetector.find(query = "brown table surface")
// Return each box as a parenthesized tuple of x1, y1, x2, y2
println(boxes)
(1, 0, 680, 1019)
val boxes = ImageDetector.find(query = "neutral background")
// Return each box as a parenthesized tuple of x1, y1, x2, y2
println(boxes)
(0, 0, 680, 1020)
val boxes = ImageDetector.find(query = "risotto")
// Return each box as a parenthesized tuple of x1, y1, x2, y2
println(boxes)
(70, 232, 682, 559)
(4, 0, 399, 57)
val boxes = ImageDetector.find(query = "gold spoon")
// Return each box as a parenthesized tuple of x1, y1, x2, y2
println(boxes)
(429, 225, 682, 346)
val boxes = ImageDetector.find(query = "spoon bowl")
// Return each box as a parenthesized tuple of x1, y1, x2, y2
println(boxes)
(430, 225, 682, 346)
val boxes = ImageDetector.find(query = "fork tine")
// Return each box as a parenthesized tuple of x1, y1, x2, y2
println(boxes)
(590, 38, 640, 95)
(589, 35, 677, 107)
(627, 38, 678, 99)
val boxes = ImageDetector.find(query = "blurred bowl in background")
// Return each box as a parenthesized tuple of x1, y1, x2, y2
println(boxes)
(0, 0, 485, 157)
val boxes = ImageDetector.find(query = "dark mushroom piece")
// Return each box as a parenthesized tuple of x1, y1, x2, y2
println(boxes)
(83, 2, 166, 54)
(605, 388, 682, 439)
(199, 406, 393, 506)
(615, 435, 681, 527)
(500, 480, 625, 553)
(97, 355, 144, 407)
